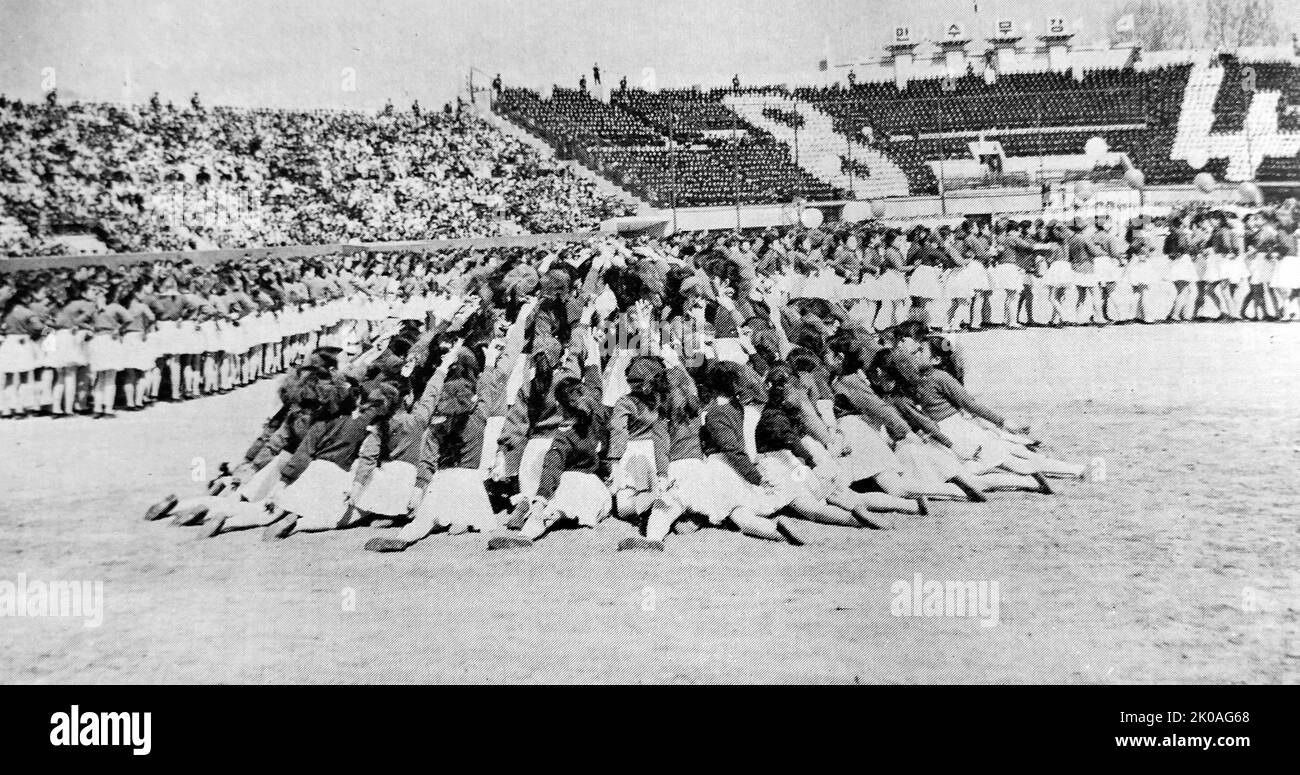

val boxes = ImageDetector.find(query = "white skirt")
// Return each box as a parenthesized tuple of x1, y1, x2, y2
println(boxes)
(252, 312, 279, 346)
(237, 451, 291, 502)
(197, 321, 222, 353)
(222, 320, 251, 354)
(547, 471, 611, 527)
(837, 415, 899, 482)
(354, 460, 418, 517)
(839, 276, 873, 301)
(908, 265, 942, 299)
(801, 270, 844, 301)
(1092, 255, 1121, 285)
(1271, 255, 1300, 290)
(1220, 255, 1249, 285)
(945, 262, 991, 297)
(878, 269, 909, 302)
(86, 333, 123, 371)
(612, 438, 658, 494)
(1133, 259, 1167, 289)
(665, 457, 726, 524)
(396, 297, 424, 322)
(894, 437, 965, 487)
(278, 459, 354, 526)
(1043, 259, 1075, 288)
(282, 308, 305, 337)
(989, 263, 1024, 292)
(1248, 255, 1274, 286)
(936, 413, 1018, 468)
(362, 298, 391, 322)
(150, 320, 184, 356)
(42, 329, 87, 369)
(0, 334, 38, 373)
(704, 453, 795, 518)
(412, 466, 497, 531)
(758, 449, 832, 501)
(1167, 254, 1198, 283)
(1199, 254, 1225, 283)
(120, 331, 155, 371)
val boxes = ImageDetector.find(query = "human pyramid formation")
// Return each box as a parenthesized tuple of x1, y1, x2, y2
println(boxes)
(128, 226, 1099, 552)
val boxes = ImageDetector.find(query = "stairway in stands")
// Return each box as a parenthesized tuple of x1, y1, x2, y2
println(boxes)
(721, 93, 912, 199)
(477, 104, 651, 214)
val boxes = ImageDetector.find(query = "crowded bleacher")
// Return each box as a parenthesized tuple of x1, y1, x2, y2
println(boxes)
(0, 93, 633, 258)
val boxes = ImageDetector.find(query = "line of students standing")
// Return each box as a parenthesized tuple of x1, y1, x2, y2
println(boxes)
(0, 252, 461, 418)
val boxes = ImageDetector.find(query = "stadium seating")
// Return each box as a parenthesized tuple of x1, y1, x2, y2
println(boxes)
(0, 95, 632, 257)
(495, 55, 1300, 203)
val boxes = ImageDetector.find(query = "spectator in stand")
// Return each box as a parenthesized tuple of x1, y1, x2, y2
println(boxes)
(0, 92, 632, 257)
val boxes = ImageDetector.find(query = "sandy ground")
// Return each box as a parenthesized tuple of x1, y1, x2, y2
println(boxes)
(1, 321, 1297, 684)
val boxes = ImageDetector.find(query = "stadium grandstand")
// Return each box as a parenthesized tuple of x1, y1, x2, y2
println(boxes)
(2, 14, 1298, 256)
(490, 41, 1300, 217)
(0, 96, 635, 258)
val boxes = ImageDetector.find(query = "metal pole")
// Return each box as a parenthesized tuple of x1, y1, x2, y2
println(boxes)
(1036, 95, 1044, 188)
(1244, 117, 1254, 182)
(794, 108, 800, 170)
(794, 107, 802, 202)
(938, 97, 947, 216)
(848, 130, 854, 197)
(733, 110, 741, 230)
(670, 103, 678, 232)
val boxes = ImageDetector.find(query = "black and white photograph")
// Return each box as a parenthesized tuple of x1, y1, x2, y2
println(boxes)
(1, 0, 1297, 705)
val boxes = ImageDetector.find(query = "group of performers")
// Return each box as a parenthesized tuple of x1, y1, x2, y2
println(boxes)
(0, 253, 457, 418)
(4, 204, 1296, 420)
(127, 228, 1097, 552)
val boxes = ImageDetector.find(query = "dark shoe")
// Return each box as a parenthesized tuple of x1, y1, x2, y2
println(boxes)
(201, 514, 226, 538)
(503, 499, 531, 531)
(364, 537, 410, 553)
(263, 515, 297, 541)
(617, 536, 665, 552)
(949, 476, 988, 502)
(774, 517, 804, 546)
(855, 510, 894, 530)
(1033, 472, 1055, 495)
(144, 494, 178, 521)
(208, 462, 231, 489)
(171, 506, 209, 527)
(672, 517, 701, 535)
(487, 535, 533, 551)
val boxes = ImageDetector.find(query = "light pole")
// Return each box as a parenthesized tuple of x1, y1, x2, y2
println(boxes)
(733, 109, 742, 230)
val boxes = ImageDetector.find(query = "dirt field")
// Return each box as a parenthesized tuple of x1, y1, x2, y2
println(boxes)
(2, 321, 1297, 684)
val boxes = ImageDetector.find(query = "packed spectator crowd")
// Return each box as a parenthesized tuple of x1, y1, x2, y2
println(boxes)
(0, 92, 633, 258)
